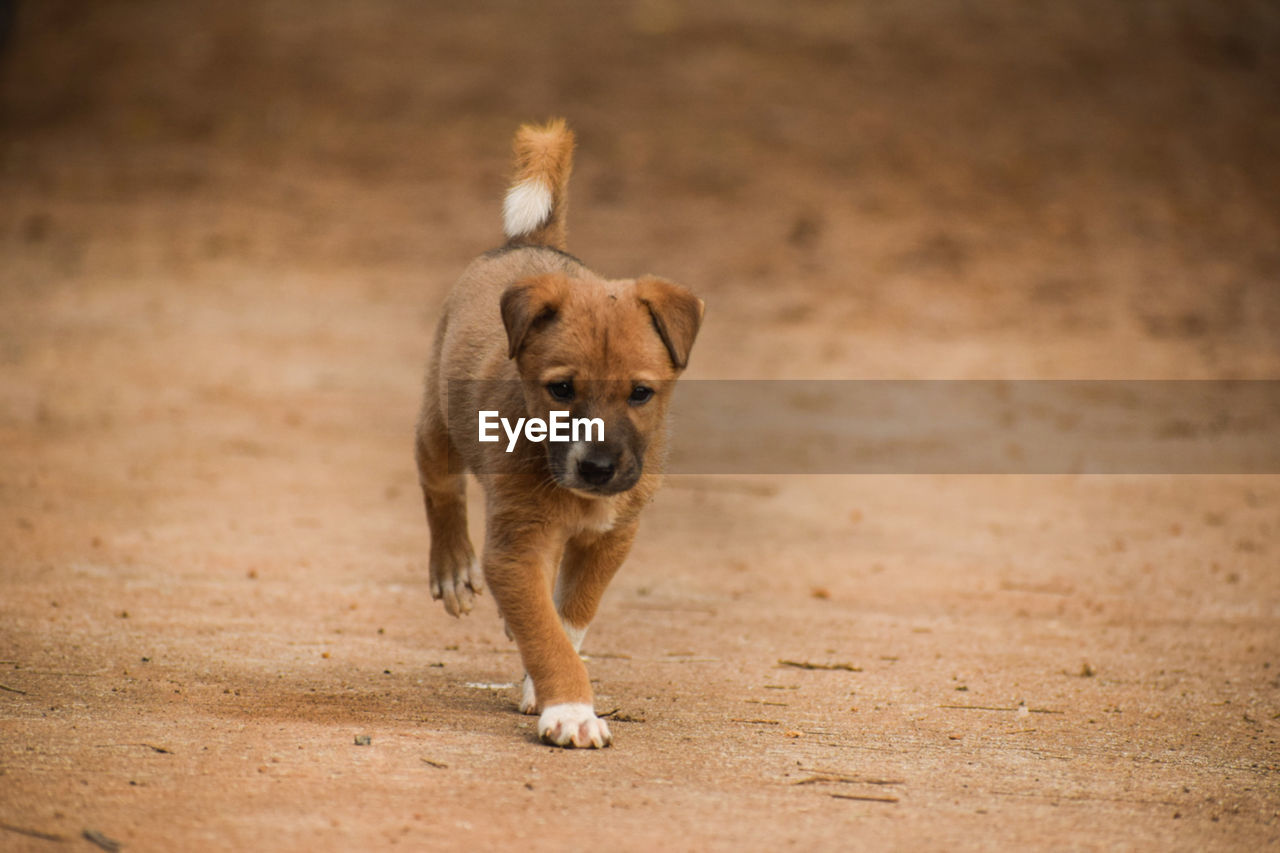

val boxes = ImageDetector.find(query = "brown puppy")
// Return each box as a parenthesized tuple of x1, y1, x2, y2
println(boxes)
(415, 119, 703, 748)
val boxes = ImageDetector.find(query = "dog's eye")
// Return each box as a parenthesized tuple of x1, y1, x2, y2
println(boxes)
(628, 384, 654, 406)
(546, 380, 575, 402)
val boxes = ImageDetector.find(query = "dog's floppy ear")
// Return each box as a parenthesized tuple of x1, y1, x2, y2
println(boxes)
(635, 276, 704, 371)
(500, 273, 568, 359)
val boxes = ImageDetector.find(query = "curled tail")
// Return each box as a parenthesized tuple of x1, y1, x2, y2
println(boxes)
(502, 118, 576, 251)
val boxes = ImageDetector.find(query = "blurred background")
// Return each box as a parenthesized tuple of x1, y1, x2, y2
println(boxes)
(3, 0, 1278, 383)
(2, 3, 1279, 848)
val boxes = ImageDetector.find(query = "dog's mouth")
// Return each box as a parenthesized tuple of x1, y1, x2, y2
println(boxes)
(564, 482, 629, 499)
(550, 466, 642, 497)
(560, 477, 639, 498)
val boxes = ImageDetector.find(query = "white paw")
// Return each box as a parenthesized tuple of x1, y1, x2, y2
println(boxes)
(538, 703, 612, 748)
(519, 674, 538, 715)
(431, 557, 483, 617)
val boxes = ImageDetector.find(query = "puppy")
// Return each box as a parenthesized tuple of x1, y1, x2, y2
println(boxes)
(415, 119, 703, 748)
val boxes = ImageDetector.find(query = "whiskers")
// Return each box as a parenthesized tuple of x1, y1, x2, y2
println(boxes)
(530, 468, 564, 500)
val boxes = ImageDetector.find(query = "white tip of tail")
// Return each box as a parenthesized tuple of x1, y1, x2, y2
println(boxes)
(503, 178, 553, 240)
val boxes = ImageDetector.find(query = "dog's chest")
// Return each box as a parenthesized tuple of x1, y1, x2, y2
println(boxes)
(572, 498, 620, 535)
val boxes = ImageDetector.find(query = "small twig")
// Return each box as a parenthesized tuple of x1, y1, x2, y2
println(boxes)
(599, 709, 646, 723)
(744, 699, 789, 707)
(939, 704, 1063, 714)
(793, 768, 906, 783)
(96, 743, 173, 754)
(940, 704, 1017, 711)
(831, 793, 899, 804)
(794, 774, 842, 784)
(778, 660, 862, 672)
(0, 822, 64, 842)
(799, 766, 904, 784)
(421, 758, 448, 769)
(82, 828, 122, 852)
(731, 718, 780, 725)
(989, 790, 1179, 807)
(813, 741, 897, 753)
(0, 683, 28, 695)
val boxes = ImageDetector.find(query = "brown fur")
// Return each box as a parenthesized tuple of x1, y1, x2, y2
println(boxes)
(508, 118, 575, 251)
(414, 120, 703, 747)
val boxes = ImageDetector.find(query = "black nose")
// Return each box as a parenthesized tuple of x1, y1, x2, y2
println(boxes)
(577, 453, 616, 487)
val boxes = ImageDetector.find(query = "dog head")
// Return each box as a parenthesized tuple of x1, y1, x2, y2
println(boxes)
(501, 272, 703, 496)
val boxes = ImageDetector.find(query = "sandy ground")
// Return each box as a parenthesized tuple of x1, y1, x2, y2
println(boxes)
(1, 2, 1278, 850)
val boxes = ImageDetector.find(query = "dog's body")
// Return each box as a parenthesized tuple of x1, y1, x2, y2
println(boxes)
(415, 120, 703, 748)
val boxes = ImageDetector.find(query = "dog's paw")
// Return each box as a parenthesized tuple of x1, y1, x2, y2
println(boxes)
(430, 555, 483, 617)
(538, 703, 612, 748)
(518, 674, 538, 715)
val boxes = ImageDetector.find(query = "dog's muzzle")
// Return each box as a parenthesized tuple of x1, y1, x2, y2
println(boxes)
(554, 442, 641, 496)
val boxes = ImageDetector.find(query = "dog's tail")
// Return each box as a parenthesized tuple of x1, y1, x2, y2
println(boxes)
(502, 118, 575, 251)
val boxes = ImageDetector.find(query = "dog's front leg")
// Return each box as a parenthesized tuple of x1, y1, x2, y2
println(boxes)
(415, 419, 481, 616)
(518, 521, 638, 717)
(485, 531, 611, 748)
(555, 521, 639, 651)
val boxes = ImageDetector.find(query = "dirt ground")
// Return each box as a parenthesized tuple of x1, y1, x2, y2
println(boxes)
(2, 2, 1278, 850)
